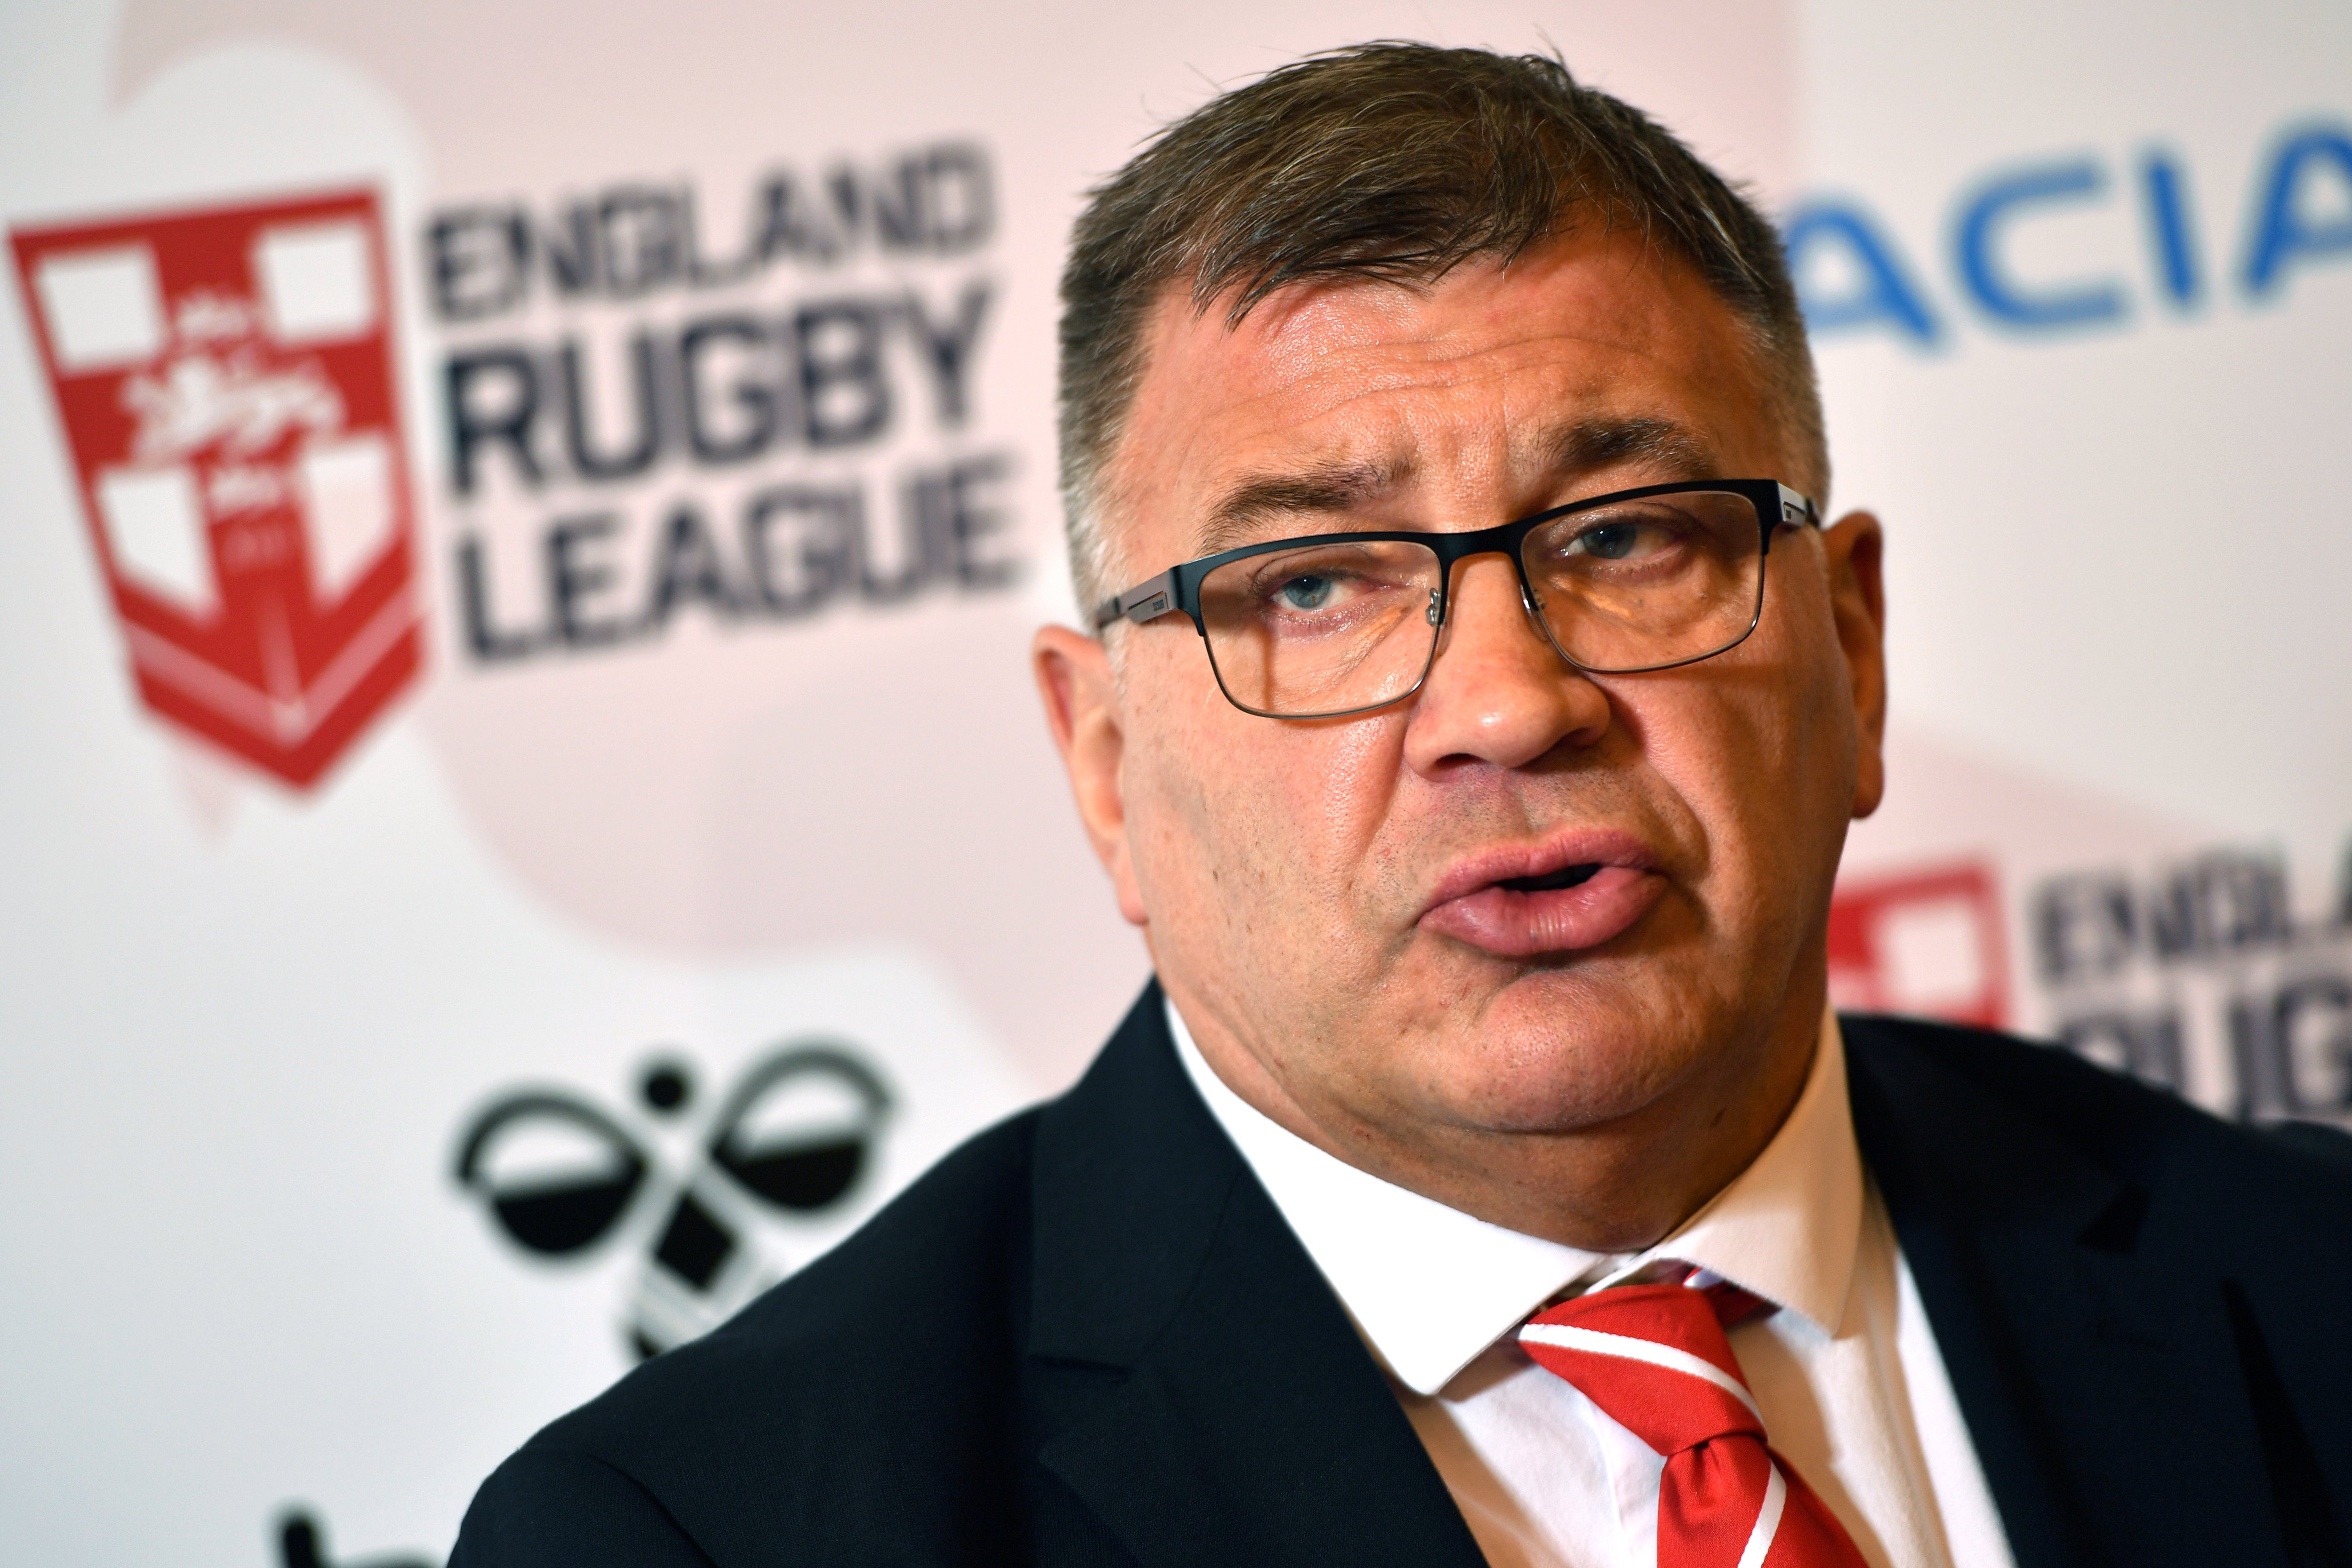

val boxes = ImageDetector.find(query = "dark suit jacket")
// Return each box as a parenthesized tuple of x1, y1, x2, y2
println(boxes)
(453, 981, 2352, 1568)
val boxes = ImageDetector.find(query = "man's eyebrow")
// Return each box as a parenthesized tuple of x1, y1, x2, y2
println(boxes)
(1184, 418, 1718, 560)
(1541, 416, 1720, 485)
(1194, 459, 1410, 557)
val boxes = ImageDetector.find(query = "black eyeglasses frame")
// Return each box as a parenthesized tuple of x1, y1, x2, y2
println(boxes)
(1090, 478, 1820, 720)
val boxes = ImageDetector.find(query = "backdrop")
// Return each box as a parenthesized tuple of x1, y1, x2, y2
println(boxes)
(2, 1, 2346, 1561)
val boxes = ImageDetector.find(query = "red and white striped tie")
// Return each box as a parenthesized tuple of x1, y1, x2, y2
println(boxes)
(1517, 1276, 1870, 1568)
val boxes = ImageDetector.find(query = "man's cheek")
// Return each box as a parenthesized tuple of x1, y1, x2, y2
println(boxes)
(1119, 705, 1216, 897)
(1641, 689, 1786, 905)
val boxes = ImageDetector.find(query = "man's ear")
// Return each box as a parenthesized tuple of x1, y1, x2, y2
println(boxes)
(1822, 511, 1888, 819)
(1033, 624, 1148, 926)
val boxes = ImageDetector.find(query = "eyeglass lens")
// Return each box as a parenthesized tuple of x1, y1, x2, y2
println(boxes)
(1196, 489, 1768, 717)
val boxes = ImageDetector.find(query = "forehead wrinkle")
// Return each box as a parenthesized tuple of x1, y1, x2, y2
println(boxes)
(1183, 414, 1729, 562)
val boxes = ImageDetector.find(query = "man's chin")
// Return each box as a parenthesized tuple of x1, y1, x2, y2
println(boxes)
(1399, 970, 1718, 1135)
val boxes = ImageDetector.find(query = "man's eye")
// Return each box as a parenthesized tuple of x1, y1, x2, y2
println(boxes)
(1572, 522, 1646, 560)
(1275, 574, 1336, 610)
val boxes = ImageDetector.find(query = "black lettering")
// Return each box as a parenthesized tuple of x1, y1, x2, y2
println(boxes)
(445, 349, 542, 495)
(428, 208, 527, 321)
(453, 533, 541, 660)
(934, 451, 1017, 589)
(750, 171, 843, 266)
(795, 302, 890, 447)
(681, 184, 753, 287)
(2230, 990, 2291, 1120)
(871, 157, 923, 250)
(2034, 874, 2135, 984)
(678, 316, 781, 464)
(558, 333, 666, 482)
(2149, 851, 2294, 960)
(827, 167, 863, 248)
(743, 484, 859, 617)
(862, 477, 935, 604)
(870, 144, 996, 254)
(538, 202, 599, 299)
(902, 279, 991, 425)
(2274, 974, 2352, 1114)
(599, 187, 686, 297)
(641, 502, 740, 630)
(920, 142, 994, 253)
(547, 513, 631, 646)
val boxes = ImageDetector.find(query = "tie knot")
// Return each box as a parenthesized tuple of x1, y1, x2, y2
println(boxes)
(1517, 1276, 1873, 1566)
(1517, 1281, 1764, 1455)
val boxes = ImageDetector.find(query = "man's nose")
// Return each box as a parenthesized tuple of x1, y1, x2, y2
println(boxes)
(1401, 553, 1611, 774)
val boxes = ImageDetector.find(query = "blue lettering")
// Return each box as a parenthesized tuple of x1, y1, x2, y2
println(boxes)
(1782, 201, 1941, 346)
(1954, 159, 2127, 330)
(2243, 124, 2352, 297)
(2139, 149, 2202, 309)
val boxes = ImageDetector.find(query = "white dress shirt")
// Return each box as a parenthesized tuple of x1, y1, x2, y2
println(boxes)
(1167, 999, 2020, 1568)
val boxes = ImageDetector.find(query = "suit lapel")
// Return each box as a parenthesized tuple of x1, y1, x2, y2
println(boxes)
(1845, 1015, 2293, 1568)
(1028, 983, 1487, 1568)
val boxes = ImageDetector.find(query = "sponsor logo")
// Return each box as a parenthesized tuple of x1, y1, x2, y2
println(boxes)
(454, 1041, 892, 1359)
(2034, 843, 2352, 1120)
(1788, 115, 2352, 346)
(1834, 836, 2352, 1125)
(429, 143, 1020, 666)
(11, 190, 421, 788)
(11, 146, 1020, 797)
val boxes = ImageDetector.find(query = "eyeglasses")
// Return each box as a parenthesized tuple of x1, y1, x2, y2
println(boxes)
(1093, 479, 1820, 719)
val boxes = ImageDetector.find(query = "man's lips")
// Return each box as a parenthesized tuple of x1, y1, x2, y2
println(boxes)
(1418, 831, 1665, 959)
(1496, 862, 1603, 894)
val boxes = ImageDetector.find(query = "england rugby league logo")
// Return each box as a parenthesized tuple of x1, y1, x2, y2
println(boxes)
(11, 189, 420, 788)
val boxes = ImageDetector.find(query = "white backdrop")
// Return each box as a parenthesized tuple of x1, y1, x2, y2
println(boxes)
(0, 1, 2345, 1561)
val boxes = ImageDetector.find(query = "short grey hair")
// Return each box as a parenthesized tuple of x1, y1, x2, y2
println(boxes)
(1055, 41, 1825, 622)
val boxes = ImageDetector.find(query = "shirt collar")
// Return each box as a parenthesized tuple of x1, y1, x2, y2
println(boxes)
(1166, 999, 1863, 1396)
(1646, 1006, 1863, 1339)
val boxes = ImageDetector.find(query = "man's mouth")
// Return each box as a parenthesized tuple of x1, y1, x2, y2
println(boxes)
(1495, 863, 1602, 894)
(1419, 833, 1666, 959)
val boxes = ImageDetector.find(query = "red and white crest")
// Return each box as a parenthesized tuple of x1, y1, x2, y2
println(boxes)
(12, 188, 420, 789)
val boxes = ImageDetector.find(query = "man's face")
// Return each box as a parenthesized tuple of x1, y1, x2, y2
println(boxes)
(1038, 227, 1884, 1219)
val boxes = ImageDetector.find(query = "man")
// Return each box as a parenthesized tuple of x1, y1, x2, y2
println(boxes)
(453, 44, 2352, 1568)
